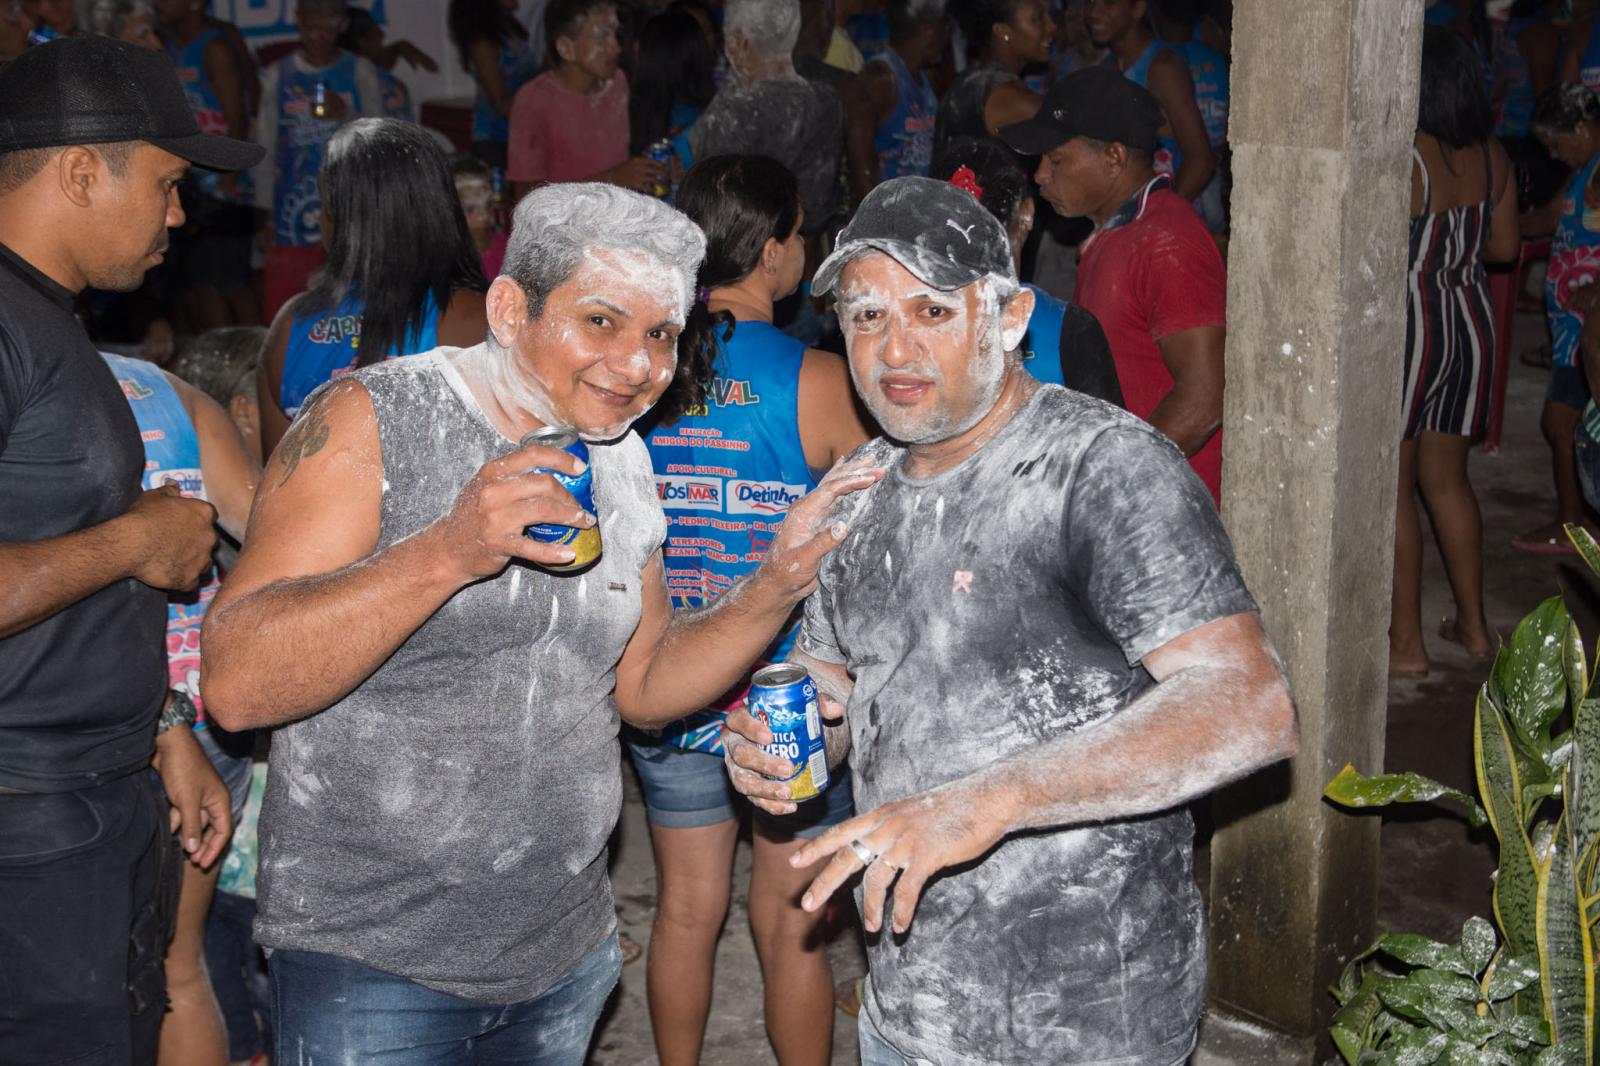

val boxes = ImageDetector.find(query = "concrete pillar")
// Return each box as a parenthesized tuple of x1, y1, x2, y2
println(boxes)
(1205, 0, 1423, 1052)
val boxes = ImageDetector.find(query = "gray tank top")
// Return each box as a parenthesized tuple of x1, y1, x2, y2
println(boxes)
(933, 61, 1017, 156)
(254, 348, 666, 1004)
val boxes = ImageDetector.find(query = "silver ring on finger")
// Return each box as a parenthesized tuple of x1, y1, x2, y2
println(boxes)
(849, 838, 877, 866)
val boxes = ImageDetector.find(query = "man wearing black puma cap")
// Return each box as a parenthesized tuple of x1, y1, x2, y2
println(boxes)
(720, 176, 1296, 1066)
(0, 35, 262, 1064)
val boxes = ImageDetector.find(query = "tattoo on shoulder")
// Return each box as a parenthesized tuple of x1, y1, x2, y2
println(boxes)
(275, 396, 333, 486)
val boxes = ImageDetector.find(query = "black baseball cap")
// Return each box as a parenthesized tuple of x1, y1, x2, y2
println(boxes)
(0, 36, 264, 171)
(813, 176, 1014, 298)
(999, 65, 1162, 156)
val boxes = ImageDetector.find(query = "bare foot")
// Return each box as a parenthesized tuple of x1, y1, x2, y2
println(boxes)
(1512, 520, 1589, 555)
(1438, 618, 1494, 661)
(1389, 649, 1429, 678)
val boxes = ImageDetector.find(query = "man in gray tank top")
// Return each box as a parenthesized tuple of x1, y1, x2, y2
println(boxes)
(200, 183, 881, 1063)
(723, 178, 1299, 1066)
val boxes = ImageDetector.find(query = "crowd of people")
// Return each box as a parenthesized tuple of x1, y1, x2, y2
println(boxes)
(1, 0, 1566, 1063)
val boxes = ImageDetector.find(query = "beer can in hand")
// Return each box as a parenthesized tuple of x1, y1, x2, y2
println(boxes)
(520, 428, 602, 572)
(749, 664, 829, 801)
(645, 139, 674, 199)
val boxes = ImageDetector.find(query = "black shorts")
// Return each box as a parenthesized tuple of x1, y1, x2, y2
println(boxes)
(0, 772, 181, 1064)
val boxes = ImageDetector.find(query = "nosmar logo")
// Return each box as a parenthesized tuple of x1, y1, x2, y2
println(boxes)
(656, 476, 724, 510)
(727, 480, 807, 515)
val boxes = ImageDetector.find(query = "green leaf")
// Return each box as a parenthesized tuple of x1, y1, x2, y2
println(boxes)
(1534, 811, 1594, 1060)
(1563, 523, 1600, 577)
(1477, 691, 1542, 958)
(1499, 1012, 1552, 1048)
(1572, 697, 1600, 881)
(1333, 974, 1389, 1066)
(1530, 1042, 1587, 1066)
(1563, 617, 1589, 707)
(1483, 952, 1541, 1001)
(1457, 916, 1496, 975)
(1377, 1027, 1450, 1066)
(1493, 597, 1571, 756)
(1409, 968, 1484, 1003)
(1378, 934, 1474, 977)
(1325, 765, 1488, 829)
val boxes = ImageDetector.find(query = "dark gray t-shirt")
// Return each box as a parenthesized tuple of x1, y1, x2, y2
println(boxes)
(797, 384, 1256, 1065)
(688, 75, 845, 233)
(254, 349, 666, 1003)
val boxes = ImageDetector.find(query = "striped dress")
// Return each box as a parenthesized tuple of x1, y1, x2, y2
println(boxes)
(1402, 144, 1495, 439)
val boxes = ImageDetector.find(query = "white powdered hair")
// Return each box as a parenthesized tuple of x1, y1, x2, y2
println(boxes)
(724, 0, 802, 56)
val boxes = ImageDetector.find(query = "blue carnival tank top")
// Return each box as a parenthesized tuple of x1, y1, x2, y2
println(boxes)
(1116, 43, 1183, 179)
(1548, 154, 1600, 369)
(849, 11, 890, 60)
(644, 320, 819, 751)
(1495, 16, 1541, 139)
(101, 353, 219, 719)
(473, 35, 538, 144)
(1171, 37, 1228, 149)
(874, 49, 937, 180)
(1582, 18, 1600, 95)
(271, 51, 364, 247)
(169, 29, 252, 204)
(279, 292, 441, 417)
(1020, 284, 1067, 387)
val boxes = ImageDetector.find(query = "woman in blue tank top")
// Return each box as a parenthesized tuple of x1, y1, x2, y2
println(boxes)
(448, 0, 538, 169)
(633, 156, 872, 1066)
(259, 119, 489, 452)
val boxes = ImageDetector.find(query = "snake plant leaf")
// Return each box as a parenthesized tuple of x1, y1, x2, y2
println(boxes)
(1493, 597, 1571, 756)
(1324, 765, 1488, 829)
(1563, 617, 1590, 706)
(1572, 697, 1600, 878)
(1478, 691, 1542, 957)
(1482, 951, 1541, 1001)
(1457, 916, 1497, 974)
(1564, 522, 1600, 577)
(1533, 812, 1594, 1060)
(1377, 1026, 1449, 1066)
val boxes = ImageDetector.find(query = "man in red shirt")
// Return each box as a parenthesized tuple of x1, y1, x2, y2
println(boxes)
(1002, 66, 1227, 503)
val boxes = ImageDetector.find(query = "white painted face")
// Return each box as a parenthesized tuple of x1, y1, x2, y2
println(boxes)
(483, 249, 688, 440)
(835, 252, 1031, 445)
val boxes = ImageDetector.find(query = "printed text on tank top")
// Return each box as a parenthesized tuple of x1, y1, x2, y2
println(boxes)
(102, 353, 219, 720)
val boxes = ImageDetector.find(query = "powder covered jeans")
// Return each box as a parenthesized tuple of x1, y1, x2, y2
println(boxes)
(270, 931, 621, 1065)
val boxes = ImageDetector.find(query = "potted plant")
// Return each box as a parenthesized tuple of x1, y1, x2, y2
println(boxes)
(1321, 527, 1599, 1065)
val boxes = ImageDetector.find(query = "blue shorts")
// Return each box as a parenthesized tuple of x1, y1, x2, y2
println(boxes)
(1548, 362, 1591, 410)
(625, 735, 854, 839)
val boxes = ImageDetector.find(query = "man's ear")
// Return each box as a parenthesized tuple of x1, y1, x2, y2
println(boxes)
(487, 276, 531, 348)
(57, 146, 99, 209)
(1001, 285, 1035, 353)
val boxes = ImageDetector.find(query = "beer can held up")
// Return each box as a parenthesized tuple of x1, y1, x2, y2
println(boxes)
(749, 664, 829, 801)
(520, 427, 603, 572)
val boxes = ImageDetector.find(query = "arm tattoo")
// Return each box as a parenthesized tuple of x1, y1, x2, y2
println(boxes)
(275, 398, 332, 486)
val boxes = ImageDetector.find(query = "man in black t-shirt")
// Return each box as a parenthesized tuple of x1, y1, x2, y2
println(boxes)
(0, 36, 262, 1064)
(723, 178, 1298, 1066)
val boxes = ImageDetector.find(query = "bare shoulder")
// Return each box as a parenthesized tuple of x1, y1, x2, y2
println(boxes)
(439, 288, 489, 348)
(1147, 48, 1194, 94)
(263, 377, 379, 497)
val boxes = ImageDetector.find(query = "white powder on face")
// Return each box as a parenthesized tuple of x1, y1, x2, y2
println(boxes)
(841, 274, 1012, 445)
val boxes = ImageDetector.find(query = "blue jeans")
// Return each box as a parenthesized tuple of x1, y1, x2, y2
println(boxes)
(270, 932, 622, 1064)
(858, 1006, 937, 1066)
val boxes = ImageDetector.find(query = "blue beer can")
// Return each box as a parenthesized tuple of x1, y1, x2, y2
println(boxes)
(519, 427, 601, 572)
(749, 664, 829, 800)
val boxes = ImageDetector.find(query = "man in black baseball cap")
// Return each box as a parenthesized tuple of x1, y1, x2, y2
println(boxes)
(720, 171, 1295, 1066)
(0, 35, 260, 1064)
(1000, 63, 1231, 505)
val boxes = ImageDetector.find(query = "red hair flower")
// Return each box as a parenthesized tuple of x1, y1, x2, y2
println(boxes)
(948, 165, 984, 202)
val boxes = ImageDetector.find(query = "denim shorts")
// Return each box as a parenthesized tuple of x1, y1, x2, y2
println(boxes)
(626, 735, 855, 838)
(1548, 362, 1591, 410)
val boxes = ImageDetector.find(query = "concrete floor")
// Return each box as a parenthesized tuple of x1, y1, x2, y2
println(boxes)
(586, 308, 1569, 1064)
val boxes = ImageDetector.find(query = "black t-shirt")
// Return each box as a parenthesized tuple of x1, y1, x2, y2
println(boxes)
(1061, 302, 1125, 408)
(798, 385, 1256, 1065)
(0, 242, 166, 792)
